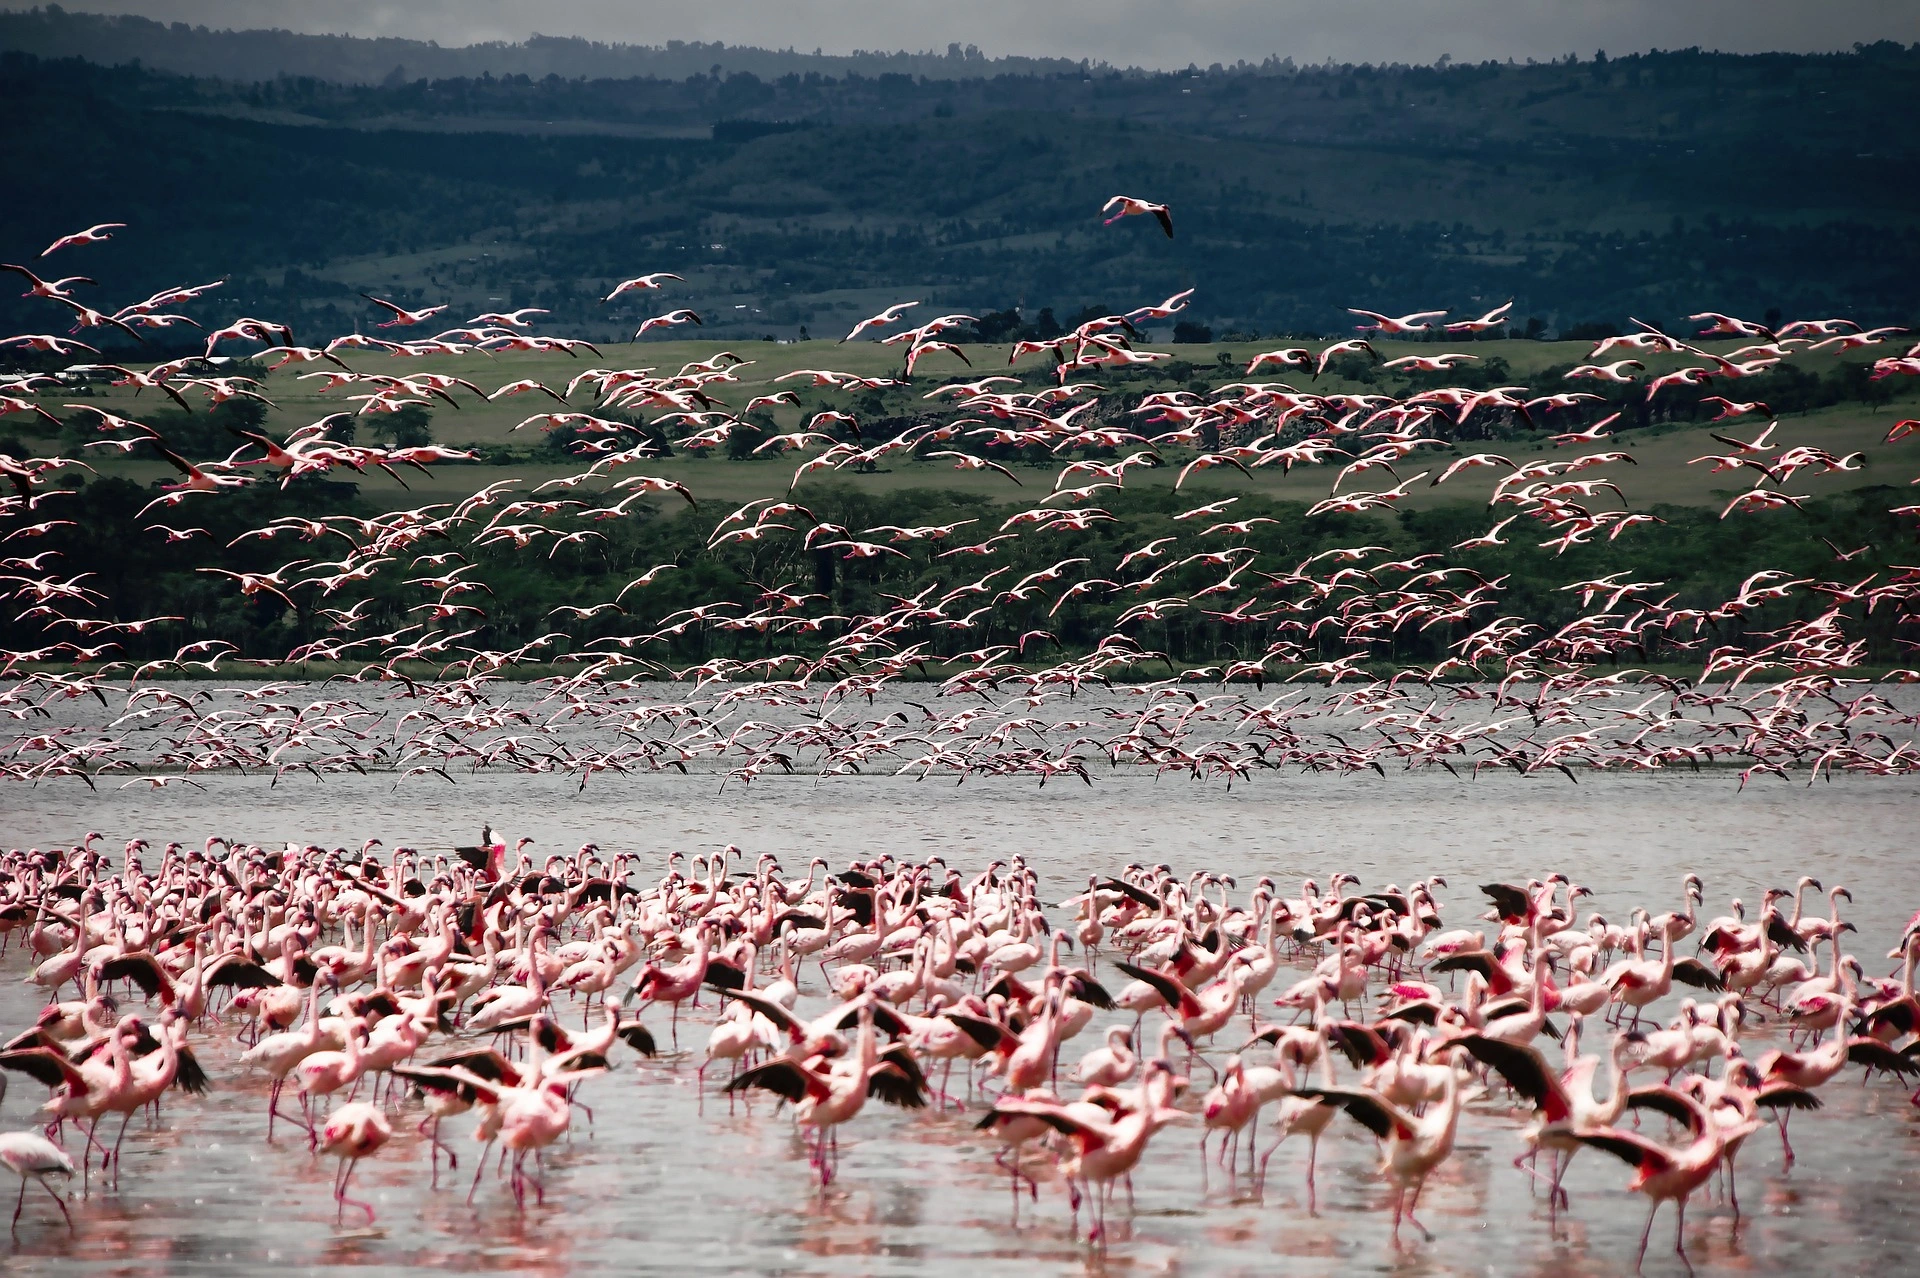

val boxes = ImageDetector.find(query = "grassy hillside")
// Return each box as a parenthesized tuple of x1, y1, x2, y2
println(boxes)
(20, 334, 1916, 516)
(2, 38, 1918, 345)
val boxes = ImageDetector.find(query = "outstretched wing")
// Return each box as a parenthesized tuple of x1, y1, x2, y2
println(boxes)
(1290, 1084, 1413, 1140)
(725, 1058, 819, 1103)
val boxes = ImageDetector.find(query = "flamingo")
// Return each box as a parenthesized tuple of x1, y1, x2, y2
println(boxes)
(316, 1100, 392, 1223)
(1452, 1020, 1640, 1211)
(726, 1004, 929, 1183)
(0, 1130, 74, 1235)
(1573, 1095, 1762, 1268)
(987, 1061, 1190, 1243)
(1294, 1065, 1472, 1247)
(1100, 196, 1173, 238)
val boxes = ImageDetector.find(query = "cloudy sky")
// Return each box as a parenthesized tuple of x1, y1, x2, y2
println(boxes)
(46, 1, 1920, 67)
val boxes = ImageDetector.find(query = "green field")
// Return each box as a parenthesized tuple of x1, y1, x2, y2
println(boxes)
(31, 336, 1918, 516)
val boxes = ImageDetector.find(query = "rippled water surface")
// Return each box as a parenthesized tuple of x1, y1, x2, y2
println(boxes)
(3, 769, 1918, 1275)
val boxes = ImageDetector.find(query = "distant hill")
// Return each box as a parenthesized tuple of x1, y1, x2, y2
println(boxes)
(0, 6, 1098, 83)
(2, 16, 1919, 345)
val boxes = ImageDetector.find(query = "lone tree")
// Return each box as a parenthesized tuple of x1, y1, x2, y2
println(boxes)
(369, 403, 432, 449)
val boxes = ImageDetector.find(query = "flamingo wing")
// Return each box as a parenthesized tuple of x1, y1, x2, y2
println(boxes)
(0, 1046, 87, 1092)
(95, 952, 174, 1002)
(426, 1047, 524, 1086)
(1572, 1127, 1677, 1175)
(984, 1097, 1112, 1148)
(204, 958, 282, 989)
(1114, 960, 1199, 1015)
(940, 1012, 1015, 1052)
(1670, 958, 1728, 990)
(1846, 1039, 1920, 1077)
(1478, 881, 1530, 920)
(1766, 913, 1809, 952)
(718, 988, 807, 1039)
(726, 1058, 825, 1103)
(1291, 1085, 1416, 1141)
(1623, 1086, 1708, 1135)
(1452, 1034, 1570, 1122)
(866, 1046, 930, 1108)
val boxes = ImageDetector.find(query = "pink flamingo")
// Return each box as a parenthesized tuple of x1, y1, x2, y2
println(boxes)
(0, 1130, 75, 1235)
(237, 976, 327, 1140)
(625, 924, 712, 1047)
(290, 1015, 369, 1145)
(1573, 1094, 1762, 1268)
(317, 1101, 392, 1223)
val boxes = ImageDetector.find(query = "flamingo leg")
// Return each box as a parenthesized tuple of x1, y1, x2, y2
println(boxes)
(467, 1139, 496, 1205)
(266, 1080, 286, 1141)
(1516, 1148, 1556, 1197)
(1549, 1148, 1572, 1212)
(337, 1153, 375, 1223)
(42, 1179, 74, 1233)
(1306, 1134, 1320, 1213)
(1405, 1177, 1433, 1242)
(111, 1112, 134, 1187)
(998, 1149, 1020, 1222)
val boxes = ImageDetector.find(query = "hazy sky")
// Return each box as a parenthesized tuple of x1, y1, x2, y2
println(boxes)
(44, 1, 1920, 68)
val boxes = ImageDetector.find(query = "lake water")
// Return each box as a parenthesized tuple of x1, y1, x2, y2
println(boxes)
(3, 767, 1918, 1275)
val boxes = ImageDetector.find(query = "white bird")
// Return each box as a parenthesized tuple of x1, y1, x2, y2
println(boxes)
(603, 272, 685, 302)
(0, 1129, 76, 1233)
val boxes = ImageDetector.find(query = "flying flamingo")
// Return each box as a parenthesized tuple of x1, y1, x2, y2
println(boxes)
(360, 294, 448, 327)
(42, 223, 125, 256)
(602, 272, 684, 302)
(1100, 196, 1173, 237)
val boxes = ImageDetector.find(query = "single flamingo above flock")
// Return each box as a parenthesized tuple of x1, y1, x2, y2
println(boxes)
(0, 197, 1917, 1267)
(0, 835, 1916, 1268)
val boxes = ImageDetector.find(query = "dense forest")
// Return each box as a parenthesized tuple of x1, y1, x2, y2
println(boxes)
(2, 15, 1919, 344)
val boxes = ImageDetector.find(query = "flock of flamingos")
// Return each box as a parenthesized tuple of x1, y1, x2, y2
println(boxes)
(0, 210, 1913, 794)
(0, 837, 1916, 1268)
(0, 204, 1915, 1266)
